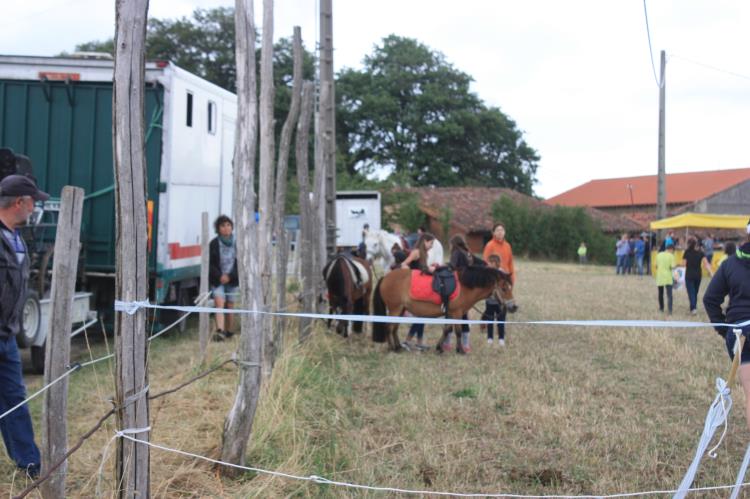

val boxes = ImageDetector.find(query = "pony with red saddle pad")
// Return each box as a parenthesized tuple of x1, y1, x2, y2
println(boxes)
(372, 265, 517, 353)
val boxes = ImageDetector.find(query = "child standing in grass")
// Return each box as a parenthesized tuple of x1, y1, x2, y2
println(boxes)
(483, 254, 506, 346)
(655, 243, 676, 314)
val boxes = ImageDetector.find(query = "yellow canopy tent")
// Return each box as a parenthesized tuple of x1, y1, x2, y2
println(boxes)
(649, 212, 748, 274)
(650, 212, 749, 231)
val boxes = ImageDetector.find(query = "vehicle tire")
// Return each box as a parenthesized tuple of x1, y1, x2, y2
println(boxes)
(30, 345, 45, 375)
(16, 290, 41, 348)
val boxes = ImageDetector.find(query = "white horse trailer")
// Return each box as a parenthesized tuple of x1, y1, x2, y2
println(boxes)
(0, 54, 237, 371)
(336, 191, 381, 249)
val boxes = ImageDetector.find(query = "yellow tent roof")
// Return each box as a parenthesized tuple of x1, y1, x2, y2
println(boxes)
(650, 212, 749, 230)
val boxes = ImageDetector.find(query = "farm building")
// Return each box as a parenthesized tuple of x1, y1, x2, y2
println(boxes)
(398, 187, 641, 253)
(546, 168, 750, 226)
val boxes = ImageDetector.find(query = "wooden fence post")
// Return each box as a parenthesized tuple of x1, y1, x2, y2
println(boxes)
(272, 26, 304, 358)
(113, 0, 151, 495)
(296, 81, 315, 340)
(199, 211, 210, 361)
(40, 186, 83, 499)
(221, 0, 264, 470)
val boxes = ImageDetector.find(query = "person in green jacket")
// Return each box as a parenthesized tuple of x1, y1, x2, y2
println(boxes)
(655, 243, 676, 314)
(577, 242, 587, 264)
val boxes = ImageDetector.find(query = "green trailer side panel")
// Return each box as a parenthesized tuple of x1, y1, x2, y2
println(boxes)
(0, 79, 163, 272)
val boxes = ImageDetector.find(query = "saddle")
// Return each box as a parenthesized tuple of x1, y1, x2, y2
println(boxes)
(409, 268, 459, 310)
(432, 266, 457, 315)
(324, 253, 369, 289)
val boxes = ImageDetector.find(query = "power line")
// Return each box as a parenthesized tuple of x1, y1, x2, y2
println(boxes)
(642, 0, 662, 88)
(670, 54, 750, 83)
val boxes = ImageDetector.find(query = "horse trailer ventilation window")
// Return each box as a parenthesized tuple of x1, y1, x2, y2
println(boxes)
(207, 100, 217, 134)
(186, 91, 193, 127)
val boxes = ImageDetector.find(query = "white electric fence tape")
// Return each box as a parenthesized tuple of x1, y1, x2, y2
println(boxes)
(114, 300, 750, 330)
(114, 432, 749, 498)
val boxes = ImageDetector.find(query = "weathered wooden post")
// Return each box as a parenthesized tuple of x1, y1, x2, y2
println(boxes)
(199, 211, 210, 361)
(258, 0, 275, 374)
(40, 186, 83, 499)
(113, 0, 151, 495)
(272, 26, 303, 357)
(221, 0, 264, 469)
(296, 81, 316, 340)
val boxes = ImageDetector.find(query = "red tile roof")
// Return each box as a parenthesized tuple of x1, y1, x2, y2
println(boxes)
(546, 168, 750, 208)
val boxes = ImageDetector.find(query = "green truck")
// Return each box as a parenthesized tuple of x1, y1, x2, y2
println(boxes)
(0, 54, 237, 372)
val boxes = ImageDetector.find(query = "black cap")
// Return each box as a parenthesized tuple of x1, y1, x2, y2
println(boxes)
(0, 174, 49, 202)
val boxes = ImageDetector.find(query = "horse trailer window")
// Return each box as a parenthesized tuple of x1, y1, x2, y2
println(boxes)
(207, 100, 217, 134)
(186, 91, 193, 127)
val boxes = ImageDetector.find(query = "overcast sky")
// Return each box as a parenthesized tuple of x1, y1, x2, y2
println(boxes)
(2, 0, 748, 199)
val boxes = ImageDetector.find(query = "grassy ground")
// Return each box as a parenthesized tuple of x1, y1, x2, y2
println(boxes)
(1, 259, 746, 497)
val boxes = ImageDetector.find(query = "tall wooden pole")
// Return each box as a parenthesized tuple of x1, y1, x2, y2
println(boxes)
(199, 211, 210, 361)
(40, 186, 83, 499)
(296, 81, 315, 340)
(221, 0, 263, 470)
(272, 26, 304, 358)
(258, 0, 275, 300)
(319, 0, 336, 257)
(112, 0, 151, 495)
(258, 0, 275, 375)
(656, 50, 666, 221)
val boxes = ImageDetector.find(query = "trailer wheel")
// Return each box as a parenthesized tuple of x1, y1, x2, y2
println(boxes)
(30, 345, 45, 374)
(16, 290, 41, 348)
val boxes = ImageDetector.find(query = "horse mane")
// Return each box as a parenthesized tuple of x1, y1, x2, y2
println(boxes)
(458, 265, 506, 289)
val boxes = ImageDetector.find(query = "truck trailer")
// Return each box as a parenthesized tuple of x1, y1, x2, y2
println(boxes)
(0, 54, 237, 371)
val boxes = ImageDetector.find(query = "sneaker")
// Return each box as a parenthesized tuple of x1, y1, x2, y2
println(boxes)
(690, 309, 697, 315)
(222, 330, 235, 338)
(415, 343, 429, 351)
(498, 339, 506, 347)
(487, 338, 494, 345)
(400, 341, 413, 351)
(212, 331, 225, 342)
(461, 345, 472, 354)
(441, 342, 453, 352)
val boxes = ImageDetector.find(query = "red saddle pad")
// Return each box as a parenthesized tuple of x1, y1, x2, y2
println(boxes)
(409, 270, 460, 305)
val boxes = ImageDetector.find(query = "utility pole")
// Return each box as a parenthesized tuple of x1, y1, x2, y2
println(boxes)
(319, 0, 336, 256)
(656, 50, 666, 221)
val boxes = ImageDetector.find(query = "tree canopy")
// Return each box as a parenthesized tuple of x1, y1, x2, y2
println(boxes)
(74, 11, 539, 195)
(336, 35, 539, 194)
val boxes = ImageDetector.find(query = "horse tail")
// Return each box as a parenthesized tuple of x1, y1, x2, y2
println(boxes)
(372, 278, 388, 343)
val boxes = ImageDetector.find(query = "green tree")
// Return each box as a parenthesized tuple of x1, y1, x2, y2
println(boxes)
(491, 198, 612, 263)
(336, 35, 539, 193)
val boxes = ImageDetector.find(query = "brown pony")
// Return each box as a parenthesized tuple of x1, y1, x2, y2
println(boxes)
(372, 265, 517, 352)
(322, 254, 373, 337)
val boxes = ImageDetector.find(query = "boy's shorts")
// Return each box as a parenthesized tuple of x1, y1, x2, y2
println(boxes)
(212, 285, 239, 303)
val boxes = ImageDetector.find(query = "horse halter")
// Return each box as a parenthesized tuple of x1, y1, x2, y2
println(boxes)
(493, 273, 516, 313)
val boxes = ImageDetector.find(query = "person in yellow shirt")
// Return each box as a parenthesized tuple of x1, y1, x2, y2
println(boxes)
(655, 243, 676, 314)
(577, 242, 587, 264)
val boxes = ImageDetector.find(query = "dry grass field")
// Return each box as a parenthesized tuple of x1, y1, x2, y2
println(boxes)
(1, 259, 747, 497)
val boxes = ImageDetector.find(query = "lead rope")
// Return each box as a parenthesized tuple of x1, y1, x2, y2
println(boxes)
(673, 329, 744, 499)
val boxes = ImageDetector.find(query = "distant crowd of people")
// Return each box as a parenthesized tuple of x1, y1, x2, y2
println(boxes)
(614, 233, 652, 276)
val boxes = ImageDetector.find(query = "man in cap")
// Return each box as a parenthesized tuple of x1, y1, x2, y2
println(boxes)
(0, 174, 49, 477)
(704, 218, 750, 431)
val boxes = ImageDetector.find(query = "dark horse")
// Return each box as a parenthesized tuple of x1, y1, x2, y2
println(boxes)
(372, 265, 517, 353)
(322, 254, 373, 337)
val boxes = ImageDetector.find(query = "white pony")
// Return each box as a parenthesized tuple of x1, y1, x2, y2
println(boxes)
(364, 228, 444, 274)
